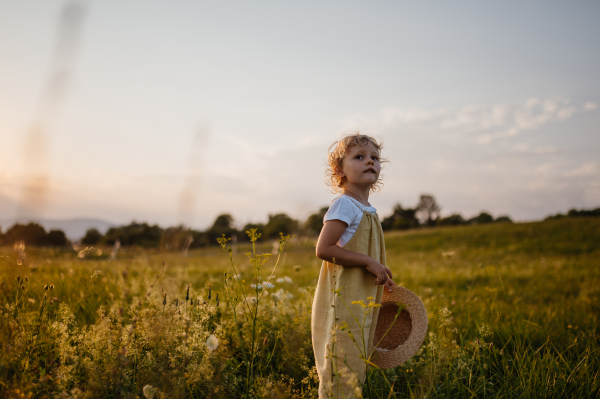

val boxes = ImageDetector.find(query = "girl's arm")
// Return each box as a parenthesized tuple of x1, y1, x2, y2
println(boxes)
(316, 219, 395, 290)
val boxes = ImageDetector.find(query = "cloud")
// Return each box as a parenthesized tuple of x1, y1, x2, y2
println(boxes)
(564, 162, 599, 178)
(375, 97, 596, 145)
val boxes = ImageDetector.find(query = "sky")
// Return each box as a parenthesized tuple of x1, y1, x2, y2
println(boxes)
(1, 0, 599, 230)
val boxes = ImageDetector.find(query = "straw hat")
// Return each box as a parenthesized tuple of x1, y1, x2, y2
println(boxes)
(371, 286, 428, 369)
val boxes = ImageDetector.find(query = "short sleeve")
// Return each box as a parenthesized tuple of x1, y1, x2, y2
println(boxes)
(323, 196, 360, 226)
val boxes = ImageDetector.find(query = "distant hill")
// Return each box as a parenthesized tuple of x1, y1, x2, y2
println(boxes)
(0, 218, 116, 241)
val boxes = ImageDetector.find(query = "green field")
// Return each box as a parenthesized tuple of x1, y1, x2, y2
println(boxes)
(1, 218, 599, 398)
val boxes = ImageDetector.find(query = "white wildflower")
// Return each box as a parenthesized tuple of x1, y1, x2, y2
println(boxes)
(262, 281, 275, 288)
(479, 323, 492, 337)
(206, 334, 219, 352)
(91, 270, 103, 279)
(143, 385, 156, 399)
(283, 276, 293, 283)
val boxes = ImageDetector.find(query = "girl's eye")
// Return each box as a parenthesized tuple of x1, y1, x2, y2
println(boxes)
(355, 155, 363, 159)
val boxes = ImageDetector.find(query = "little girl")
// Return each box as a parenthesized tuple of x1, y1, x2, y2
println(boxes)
(312, 134, 395, 398)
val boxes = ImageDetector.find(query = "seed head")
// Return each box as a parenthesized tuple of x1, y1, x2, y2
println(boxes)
(163, 293, 167, 306)
(50, 284, 54, 291)
(216, 292, 219, 307)
(186, 285, 190, 301)
(44, 284, 49, 291)
(175, 298, 179, 307)
(208, 283, 212, 300)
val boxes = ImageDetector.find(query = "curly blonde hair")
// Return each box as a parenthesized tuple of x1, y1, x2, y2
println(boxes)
(325, 133, 387, 193)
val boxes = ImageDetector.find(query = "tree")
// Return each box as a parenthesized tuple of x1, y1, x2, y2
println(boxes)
(47, 230, 68, 246)
(494, 215, 513, 223)
(206, 214, 238, 245)
(567, 208, 600, 218)
(304, 206, 329, 236)
(468, 212, 494, 225)
(82, 228, 103, 245)
(381, 204, 419, 230)
(211, 214, 234, 233)
(416, 194, 441, 226)
(263, 213, 298, 239)
(103, 222, 163, 247)
(4, 223, 48, 245)
(437, 214, 466, 226)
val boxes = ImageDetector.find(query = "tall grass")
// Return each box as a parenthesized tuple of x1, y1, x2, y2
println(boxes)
(0, 218, 598, 398)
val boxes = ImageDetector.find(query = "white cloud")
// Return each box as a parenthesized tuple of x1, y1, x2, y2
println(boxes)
(564, 162, 599, 177)
(376, 96, 596, 145)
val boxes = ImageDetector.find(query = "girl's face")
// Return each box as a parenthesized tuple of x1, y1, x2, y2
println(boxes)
(338, 143, 381, 189)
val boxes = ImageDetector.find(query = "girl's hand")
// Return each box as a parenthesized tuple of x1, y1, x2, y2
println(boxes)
(384, 278, 396, 293)
(366, 259, 393, 286)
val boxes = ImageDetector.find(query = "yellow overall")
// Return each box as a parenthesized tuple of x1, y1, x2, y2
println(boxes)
(311, 211, 386, 398)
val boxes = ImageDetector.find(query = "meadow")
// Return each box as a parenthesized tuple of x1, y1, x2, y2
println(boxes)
(1, 218, 599, 398)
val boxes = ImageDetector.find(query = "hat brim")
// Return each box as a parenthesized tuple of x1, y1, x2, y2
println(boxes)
(371, 286, 428, 369)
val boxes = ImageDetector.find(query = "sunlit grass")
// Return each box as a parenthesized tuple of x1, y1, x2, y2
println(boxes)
(1, 218, 598, 398)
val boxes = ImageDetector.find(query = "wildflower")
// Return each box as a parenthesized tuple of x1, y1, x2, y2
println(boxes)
(439, 307, 452, 327)
(91, 270, 103, 279)
(206, 334, 219, 352)
(251, 284, 263, 290)
(442, 251, 455, 258)
(479, 323, 492, 337)
(262, 281, 275, 288)
(351, 300, 366, 308)
(143, 385, 157, 399)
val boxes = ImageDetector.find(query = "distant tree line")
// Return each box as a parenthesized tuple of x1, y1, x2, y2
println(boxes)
(379, 194, 514, 231)
(0, 223, 68, 247)
(544, 207, 600, 220)
(1, 197, 598, 248)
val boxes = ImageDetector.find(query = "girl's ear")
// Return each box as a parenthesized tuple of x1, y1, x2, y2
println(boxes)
(335, 165, 345, 178)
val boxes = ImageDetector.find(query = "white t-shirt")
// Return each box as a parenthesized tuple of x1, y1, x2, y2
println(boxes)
(323, 194, 377, 246)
